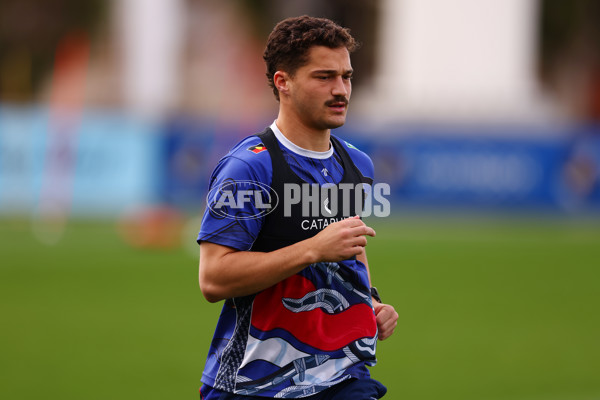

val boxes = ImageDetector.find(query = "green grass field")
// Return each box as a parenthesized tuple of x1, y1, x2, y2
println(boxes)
(1, 215, 599, 400)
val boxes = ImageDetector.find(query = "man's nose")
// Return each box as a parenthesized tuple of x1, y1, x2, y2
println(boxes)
(331, 76, 349, 97)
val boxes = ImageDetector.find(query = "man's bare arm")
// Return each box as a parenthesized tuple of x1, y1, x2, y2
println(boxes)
(199, 216, 375, 302)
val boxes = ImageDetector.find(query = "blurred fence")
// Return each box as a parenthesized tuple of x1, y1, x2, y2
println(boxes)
(1, 106, 599, 217)
(340, 125, 600, 212)
(0, 106, 161, 216)
(162, 116, 600, 213)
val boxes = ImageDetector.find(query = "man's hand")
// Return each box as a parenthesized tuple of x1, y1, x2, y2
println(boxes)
(308, 216, 375, 262)
(373, 301, 398, 340)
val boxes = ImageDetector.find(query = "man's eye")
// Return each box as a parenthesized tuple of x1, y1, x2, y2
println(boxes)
(343, 75, 353, 80)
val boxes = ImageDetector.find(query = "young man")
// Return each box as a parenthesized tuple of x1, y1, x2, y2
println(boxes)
(197, 16, 398, 399)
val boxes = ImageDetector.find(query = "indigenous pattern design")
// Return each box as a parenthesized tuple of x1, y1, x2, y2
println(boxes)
(209, 265, 377, 398)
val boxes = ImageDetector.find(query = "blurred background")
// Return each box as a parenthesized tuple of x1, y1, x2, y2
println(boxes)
(1, 0, 599, 399)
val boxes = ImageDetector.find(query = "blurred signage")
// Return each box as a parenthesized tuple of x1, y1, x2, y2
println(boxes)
(161, 121, 600, 213)
(2, 107, 598, 216)
(341, 128, 600, 212)
(0, 106, 160, 216)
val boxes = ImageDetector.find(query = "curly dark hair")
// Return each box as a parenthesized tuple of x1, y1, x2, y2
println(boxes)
(263, 15, 358, 101)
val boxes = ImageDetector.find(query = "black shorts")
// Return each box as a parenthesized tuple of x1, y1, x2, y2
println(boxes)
(200, 378, 387, 400)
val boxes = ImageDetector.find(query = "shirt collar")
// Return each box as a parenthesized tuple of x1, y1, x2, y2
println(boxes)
(270, 121, 333, 160)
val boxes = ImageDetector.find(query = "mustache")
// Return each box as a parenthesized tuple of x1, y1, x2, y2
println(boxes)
(325, 96, 349, 107)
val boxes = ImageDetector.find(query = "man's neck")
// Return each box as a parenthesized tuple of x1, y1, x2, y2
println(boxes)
(275, 113, 331, 152)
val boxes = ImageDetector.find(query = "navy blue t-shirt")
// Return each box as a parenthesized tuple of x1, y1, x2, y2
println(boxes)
(197, 122, 378, 398)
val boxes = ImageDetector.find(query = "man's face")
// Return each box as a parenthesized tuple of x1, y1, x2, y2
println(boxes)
(285, 46, 353, 131)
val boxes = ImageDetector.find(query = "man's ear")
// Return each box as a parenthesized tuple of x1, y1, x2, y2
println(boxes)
(274, 71, 290, 97)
